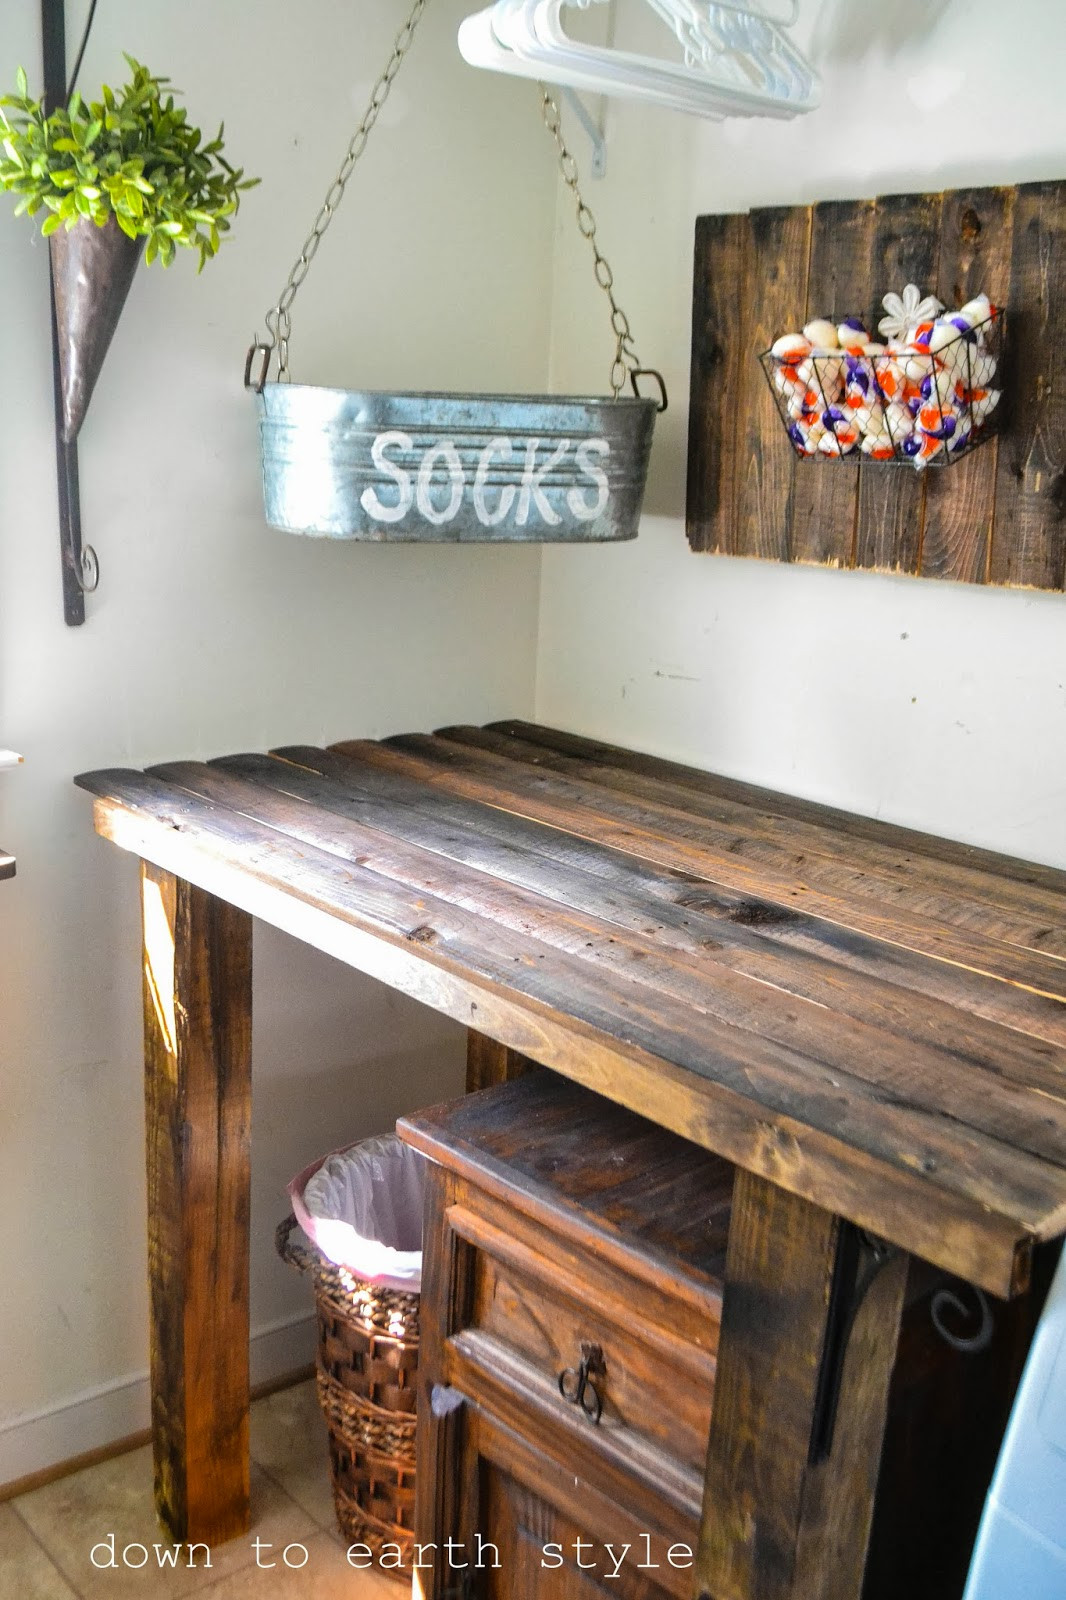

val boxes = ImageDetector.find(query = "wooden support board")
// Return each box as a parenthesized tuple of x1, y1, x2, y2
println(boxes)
(141, 864, 252, 1544)
(687, 180, 1066, 588)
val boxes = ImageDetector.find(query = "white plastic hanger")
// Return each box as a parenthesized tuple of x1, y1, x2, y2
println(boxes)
(458, 0, 821, 120)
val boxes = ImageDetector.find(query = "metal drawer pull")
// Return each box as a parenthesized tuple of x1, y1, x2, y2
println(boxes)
(558, 1341, 605, 1424)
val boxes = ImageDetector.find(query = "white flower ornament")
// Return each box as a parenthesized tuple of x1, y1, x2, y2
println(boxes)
(878, 283, 945, 342)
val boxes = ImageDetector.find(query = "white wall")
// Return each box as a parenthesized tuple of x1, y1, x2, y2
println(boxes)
(5, 0, 1066, 1489)
(0, 0, 554, 1478)
(537, 0, 1066, 869)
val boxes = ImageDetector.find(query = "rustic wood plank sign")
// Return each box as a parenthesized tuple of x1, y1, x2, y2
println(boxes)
(687, 180, 1066, 588)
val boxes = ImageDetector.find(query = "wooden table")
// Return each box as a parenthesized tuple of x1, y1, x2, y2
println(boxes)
(75, 720, 1066, 1599)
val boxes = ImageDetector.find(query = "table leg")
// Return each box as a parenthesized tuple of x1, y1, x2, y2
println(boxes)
(141, 863, 253, 1545)
(465, 1030, 536, 1093)
(695, 1169, 909, 1600)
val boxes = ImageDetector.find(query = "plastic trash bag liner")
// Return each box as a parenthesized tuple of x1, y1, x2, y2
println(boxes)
(288, 1132, 425, 1293)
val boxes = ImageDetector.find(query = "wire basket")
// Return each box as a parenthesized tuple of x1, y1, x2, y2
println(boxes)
(760, 308, 1003, 468)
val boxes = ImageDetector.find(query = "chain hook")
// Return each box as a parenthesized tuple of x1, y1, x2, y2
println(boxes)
(246, 0, 429, 385)
(539, 86, 661, 401)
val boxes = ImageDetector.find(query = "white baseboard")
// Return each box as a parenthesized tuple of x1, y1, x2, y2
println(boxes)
(0, 1311, 316, 1491)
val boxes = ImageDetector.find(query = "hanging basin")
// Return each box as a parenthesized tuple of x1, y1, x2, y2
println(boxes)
(254, 383, 658, 542)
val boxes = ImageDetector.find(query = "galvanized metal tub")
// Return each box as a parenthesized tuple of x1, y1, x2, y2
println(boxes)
(255, 383, 657, 542)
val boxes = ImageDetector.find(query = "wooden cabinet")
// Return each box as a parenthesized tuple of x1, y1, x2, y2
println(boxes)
(400, 1070, 732, 1600)
(400, 1070, 1036, 1600)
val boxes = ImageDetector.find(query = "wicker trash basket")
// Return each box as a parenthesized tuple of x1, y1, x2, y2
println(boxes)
(276, 1212, 419, 1570)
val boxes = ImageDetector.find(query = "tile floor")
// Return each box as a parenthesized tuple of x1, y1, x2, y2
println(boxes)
(0, 1382, 405, 1598)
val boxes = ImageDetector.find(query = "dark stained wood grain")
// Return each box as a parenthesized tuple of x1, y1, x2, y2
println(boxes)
(369, 733, 1066, 994)
(278, 737, 1066, 1049)
(921, 187, 1014, 582)
(76, 718, 1066, 1299)
(79, 767, 1037, 1294)
(734, 204, 812, 561)
(413, 1164, 475, 1598)
(217, 741, 1066, 1061)
(486, 719, 1066, 895)
(141, 863, 252, 1545)
(131, 759, 1066, 1233)
(855, 191, 943, 574)
(695, 1172, 907, 1600)
(990, 179, 1066, 590)
(437, 725, 1066, 957)
(789, 198, 877, 567)
(126, 755, 1066, 1234)
(687, 213, 749, 554)
(467, 1030, 537, 1093)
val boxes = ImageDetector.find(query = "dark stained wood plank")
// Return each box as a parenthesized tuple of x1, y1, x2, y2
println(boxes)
(687, 212, 749, 554)
(856, 191, 944, 573)
(77, 769, 1043, 1294)
(921, 187, 1014, 582)
(148, 757, 1066, 1183)
(369, 733, 1066, 997)
(466, 1030, 536, 1093)
(403, 1069, 734, 1293)
(734, 204, 812, 561)
(146, 759, 1066, 1182)
(485, 720, 1066, 896)
(789, 198, 877, 568)
(413, 1164, 476, 1599)
(695, 1172, 908, 1600)
(442, 724, 1066, 952)
(236, 742, 1066, 1056)
(327, 737, 1066, 1046)
(990, 179, 1066, 590)
(141, 862, 252, 1545)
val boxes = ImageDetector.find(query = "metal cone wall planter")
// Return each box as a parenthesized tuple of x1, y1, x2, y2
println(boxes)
(49, 216, 142, 442)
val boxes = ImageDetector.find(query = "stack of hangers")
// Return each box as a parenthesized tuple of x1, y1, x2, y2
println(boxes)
(458, 0, 821, 119)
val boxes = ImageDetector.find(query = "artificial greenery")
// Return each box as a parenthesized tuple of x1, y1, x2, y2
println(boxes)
(0, 56, 256, 267)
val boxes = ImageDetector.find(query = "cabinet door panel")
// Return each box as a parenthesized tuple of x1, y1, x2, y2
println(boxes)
(485, 1462, 686, 1600)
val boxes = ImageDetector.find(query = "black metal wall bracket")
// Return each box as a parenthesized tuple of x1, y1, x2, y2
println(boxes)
(808, 1223, 897, 1466)
(42, 0, 99, 625)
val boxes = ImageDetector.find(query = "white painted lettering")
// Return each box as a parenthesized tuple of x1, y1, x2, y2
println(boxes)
(473, 436, 517, 525)
(416, 440, 465, 525)
(360, 430, 414, 522)
(516, 437, 569, 526)
(567, 437, 610, 520)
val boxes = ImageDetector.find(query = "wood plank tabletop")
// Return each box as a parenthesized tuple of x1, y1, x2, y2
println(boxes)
(75, 720, 1066, 1298)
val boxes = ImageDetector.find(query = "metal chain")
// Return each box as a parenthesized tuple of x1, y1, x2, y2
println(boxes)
(258, 0, 429, 383)
(539, 86, 640, 398)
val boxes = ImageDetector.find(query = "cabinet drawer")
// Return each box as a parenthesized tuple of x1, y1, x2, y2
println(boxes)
(448, 1200, 718, 1476)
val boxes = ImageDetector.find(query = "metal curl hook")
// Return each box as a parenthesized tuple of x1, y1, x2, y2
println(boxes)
(66, 543, 99, 594)
(931, 1283, 994, 1353)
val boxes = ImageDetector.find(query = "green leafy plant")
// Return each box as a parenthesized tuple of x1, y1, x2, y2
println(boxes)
(0, 56, 257, 267)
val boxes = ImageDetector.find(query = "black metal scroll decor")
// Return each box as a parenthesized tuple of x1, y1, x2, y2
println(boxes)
(42, 0, 99, 626)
